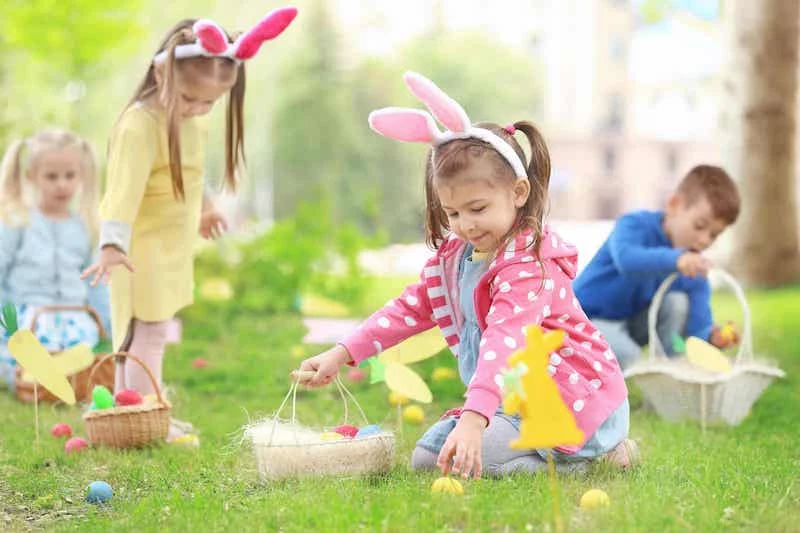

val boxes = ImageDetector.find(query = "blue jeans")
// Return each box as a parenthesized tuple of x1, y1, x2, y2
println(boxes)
(592, 292, 689, 370)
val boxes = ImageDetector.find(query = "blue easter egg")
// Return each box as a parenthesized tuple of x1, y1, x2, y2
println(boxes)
(86, 481, 113, 504)
(355, 424, 382, 438)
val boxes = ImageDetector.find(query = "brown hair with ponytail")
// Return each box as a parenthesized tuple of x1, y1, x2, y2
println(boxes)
(423, 121, 551, 257)
(124, 19, 245, 199)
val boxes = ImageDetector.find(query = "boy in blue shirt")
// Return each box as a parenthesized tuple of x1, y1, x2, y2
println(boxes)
(574, 165, 741, 369)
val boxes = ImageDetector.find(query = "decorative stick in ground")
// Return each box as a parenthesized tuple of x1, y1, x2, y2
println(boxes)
(0, 303, 92, 443)
(500, 325, 585, 533)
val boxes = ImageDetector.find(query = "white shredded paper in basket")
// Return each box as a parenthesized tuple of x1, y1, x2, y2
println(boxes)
(241, 418, 396, 480)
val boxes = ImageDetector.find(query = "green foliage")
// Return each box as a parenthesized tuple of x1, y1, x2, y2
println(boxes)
(194, 200, 382, 317)
(3, 0, 145, 82)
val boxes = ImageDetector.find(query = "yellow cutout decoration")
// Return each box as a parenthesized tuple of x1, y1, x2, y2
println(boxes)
(9, 330, 85, 405)
(20, 343, 93, 383)
(686, 336, 732, 373)
(502, 325, 584, 450)
(380, 329, 447, 364)
(383, 362, 433, 403)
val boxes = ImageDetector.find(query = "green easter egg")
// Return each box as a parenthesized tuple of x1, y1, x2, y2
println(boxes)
(92, 385, 115, 409)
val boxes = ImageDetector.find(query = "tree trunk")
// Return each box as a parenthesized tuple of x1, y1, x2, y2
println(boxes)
(725, 0, 800, 287)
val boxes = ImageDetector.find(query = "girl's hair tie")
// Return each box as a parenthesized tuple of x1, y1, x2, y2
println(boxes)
(504, 124, 516, 135)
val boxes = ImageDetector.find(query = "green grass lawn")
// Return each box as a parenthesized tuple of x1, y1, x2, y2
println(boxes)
(1, 281, 798, 532)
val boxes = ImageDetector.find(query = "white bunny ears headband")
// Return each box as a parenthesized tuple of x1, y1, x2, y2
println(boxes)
(368, 72, 528, 179)
(153, 7, 298, 65)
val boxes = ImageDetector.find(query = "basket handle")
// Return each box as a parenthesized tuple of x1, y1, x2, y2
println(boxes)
(648, 268, 752, 363)
(266, 370, 370, 446)
(29, 304, 107, 341)
(87, 352, 167, 406)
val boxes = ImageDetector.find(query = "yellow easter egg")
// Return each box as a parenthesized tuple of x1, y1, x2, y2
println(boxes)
(320, 432, 345, 441)
(431, 367, 457, 382)
(431, 477, 464, 495)
(402, 405, 425, 424)
(580, 489, 610, 509)
(388, 391, 409, 406)
(720, 323, 736, 344)
(168, 434, 199, 447)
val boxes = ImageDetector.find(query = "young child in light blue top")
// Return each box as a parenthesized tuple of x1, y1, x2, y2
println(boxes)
(0, 129, 111, 391)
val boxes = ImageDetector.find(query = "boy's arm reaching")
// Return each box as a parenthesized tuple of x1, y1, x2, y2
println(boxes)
(608, 214, 683, 277)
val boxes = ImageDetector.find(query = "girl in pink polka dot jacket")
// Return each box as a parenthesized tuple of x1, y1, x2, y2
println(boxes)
(297, 72, 637, 479)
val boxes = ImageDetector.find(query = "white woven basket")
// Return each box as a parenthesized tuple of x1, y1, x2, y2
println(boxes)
(245, 374, 395, 481)
(624, 269, 784, 429)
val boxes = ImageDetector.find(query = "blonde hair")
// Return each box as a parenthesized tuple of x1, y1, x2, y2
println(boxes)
(0, 129, 98, 238)
(125, 19, 245, 199)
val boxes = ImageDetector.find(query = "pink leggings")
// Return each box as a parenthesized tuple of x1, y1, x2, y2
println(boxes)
(115, 319, 169, 395)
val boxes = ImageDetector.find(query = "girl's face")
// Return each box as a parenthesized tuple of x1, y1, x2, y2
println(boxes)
(435, 157, 530, 253)
(155, 60, 238, 118)
(27, 148, 83, 216)
(174, 76, 234, 118)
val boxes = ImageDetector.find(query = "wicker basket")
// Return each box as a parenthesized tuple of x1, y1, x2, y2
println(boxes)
(83, 352, 171, 448)
(15, 305, 114, 404)
(245, 373, 395, 481)
(624, 269, 785, 429)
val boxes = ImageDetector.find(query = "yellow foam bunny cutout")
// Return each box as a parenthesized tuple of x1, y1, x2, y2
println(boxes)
(502, 325, 584, 450)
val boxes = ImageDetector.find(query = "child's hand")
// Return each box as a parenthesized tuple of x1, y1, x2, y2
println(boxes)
(710, 322, 739, 349)
(437, 411, 488, 479)
(677, 252, 711, 278)
(199, 207, 228, 240)
(81, 246, 135, 286)
(295, 344, 353, 387)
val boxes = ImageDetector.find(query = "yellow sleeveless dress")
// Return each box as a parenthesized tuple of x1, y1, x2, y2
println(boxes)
(99, 104, 207, 350)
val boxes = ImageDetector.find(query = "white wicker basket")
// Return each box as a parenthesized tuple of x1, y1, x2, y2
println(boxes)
(624, 269, 785, 429)
(245, 374, 395, 481)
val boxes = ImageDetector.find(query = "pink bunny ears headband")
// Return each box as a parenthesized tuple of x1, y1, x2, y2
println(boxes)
(368, 72, 528, 179)
(153, 7, 298, 65)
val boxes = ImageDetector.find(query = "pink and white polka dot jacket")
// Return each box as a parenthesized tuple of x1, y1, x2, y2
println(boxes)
(341, 226, 628, 453)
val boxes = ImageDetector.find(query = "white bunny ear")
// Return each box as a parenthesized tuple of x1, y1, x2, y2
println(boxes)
(368, 108, 440, 143)
(403, 71, 471, 133)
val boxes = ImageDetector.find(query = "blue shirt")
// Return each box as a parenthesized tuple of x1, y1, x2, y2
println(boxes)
(0, 210, 111, 333)
(574, 210, 712, 340)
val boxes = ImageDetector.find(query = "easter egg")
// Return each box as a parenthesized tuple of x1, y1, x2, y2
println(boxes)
(388, 392, 409, 406)
(92, 385, 115, 409)
(580, 489, 610, 509)
(320, 432, 345, 441)
(720, 322, 737, 344)
(168, 434, 200, 447)
(192, 357, 209, 369)
(333, 424, 359, 438)
(347, 368, 366, 382)
(355, 424, 382, 438)
(402, 405, 425, 424)
(85, 481, 113, 504)
(431, 477, 464, 495)
(50, 423, 72, 438)
(431, 367, 457, 382)
(65, 437, 88, 454)
(114, 389, 143, 406)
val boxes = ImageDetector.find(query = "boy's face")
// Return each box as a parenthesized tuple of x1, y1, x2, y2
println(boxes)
(664, 194, 730, 252)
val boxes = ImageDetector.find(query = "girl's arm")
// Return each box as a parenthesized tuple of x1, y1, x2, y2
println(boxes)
(0, 224, 22, 303)
(464, 261, 556, 422)
(338, 271, 437, 365)
(97, 108, 159, 254)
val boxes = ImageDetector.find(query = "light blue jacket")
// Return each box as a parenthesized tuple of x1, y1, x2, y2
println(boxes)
(0, 210, 111, 334)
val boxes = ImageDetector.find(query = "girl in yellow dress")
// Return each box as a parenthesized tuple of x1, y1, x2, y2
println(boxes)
(82, 8, 298, 441)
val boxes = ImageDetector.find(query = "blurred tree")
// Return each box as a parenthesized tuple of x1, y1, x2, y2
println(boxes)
(723, 0, 800, 286)
(271, 0, 359, 226)
(3, 0, 145, 129)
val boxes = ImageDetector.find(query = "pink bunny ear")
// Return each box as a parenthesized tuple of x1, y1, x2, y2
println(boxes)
(403, 71, 471, 133)
(368, 108, 440, 143)
(234, 6, 299, 60)
(193, 19, 229, 54)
